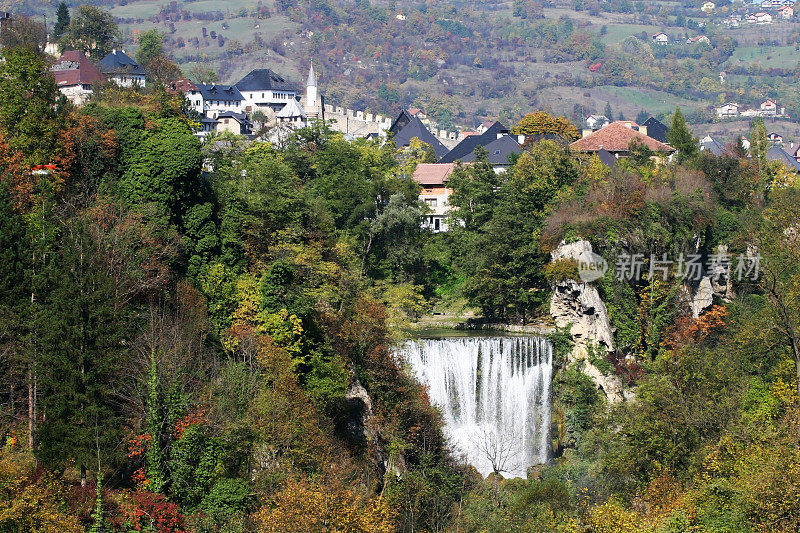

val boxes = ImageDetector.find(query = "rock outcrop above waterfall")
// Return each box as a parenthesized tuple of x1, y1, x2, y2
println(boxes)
(549, 240, 627, 403)
(550, 241, 614, 354)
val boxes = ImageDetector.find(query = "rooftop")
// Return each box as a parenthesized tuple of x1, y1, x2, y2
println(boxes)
(412, 163, 455, 186)
(235, 69, 296, 93)
(51, 50, 103, 87)
(196, 83, 244, 102)
(99, 49, 145, 76)
(570, 122, 674, 153)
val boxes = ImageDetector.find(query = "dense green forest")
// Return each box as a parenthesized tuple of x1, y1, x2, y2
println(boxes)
(2, 38, 800, 532)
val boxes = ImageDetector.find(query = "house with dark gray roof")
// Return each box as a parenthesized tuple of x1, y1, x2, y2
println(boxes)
(391, 115, 449, 160)
(389, 110, 415, 136)
(597, 148, 617, 168)
(767, 145, 800, 172)
(99, 50, 145, 88)
(234, 69, 298, 113)
(459, 135, 521, 173)
(192, 84, 245, 118)
(699, 135, 725, 157)
(642, 117, 669, 144)
(440, 122, 507, 163)
(216, 111, 252, 136)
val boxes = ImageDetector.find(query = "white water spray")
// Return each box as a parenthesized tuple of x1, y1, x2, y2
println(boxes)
(401, 336, 553, 478)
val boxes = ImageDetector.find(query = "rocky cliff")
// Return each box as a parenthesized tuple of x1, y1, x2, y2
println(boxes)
(550, 240, 628, 403)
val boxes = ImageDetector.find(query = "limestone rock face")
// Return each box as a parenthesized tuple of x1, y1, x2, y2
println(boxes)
(550, 240, 627, 402)
(681, 244, 735, 318)
(344, 367, 407, 479)
(550, 241, 614, 355)
(344, 370, 374, 444)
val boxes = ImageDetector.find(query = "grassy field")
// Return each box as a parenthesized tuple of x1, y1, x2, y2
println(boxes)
(600, 24, 665, 44)
(729, 45, 800, 69)
(111, 0, 270, 19)
(595, 86, 702, 115)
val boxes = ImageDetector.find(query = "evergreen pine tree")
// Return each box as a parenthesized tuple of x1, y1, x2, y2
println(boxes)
(604, 101, 613, 120)
(666, 107, 698, 163)
(53, 2, 70, 37)
(36, 219, 126, 474)
(0, 186, 30, 427)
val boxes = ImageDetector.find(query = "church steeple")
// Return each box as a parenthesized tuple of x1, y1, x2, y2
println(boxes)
(307, 60, 317, 88)
(305, 61, 319, 118)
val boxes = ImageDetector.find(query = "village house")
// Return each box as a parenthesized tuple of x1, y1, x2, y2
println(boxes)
(700, 135, 725, 156)
(767, 145, 800, 172)
(761, 98, 778, 116)
(51, 50, 103, 106)
(215, 111, 252, 136)
(570, 121, 674, 159)
(642, 117, 669, 143)
(725, 15, 741, 27)
(390, 111, 450, 160)
(715, 102, 740, 118)
(755, 12, 773, 24)
(584, 114, 610, 131)
(652, 32, 670, 45)
(701, 2, 716, 14)
(687, 35, 711, 45)
(767, 132, 784, 145)
(234, 68, 298, 115)
(413, 163, 455, 233)
(190, 84, 244, 118)
(778, 5, 794, 18)
(99, 50, 145, 88)
(458, 134, 523, 174)
(441, 122, 507, 163)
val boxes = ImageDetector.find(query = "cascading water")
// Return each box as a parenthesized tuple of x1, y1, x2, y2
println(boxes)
(401, 336, 553, 478)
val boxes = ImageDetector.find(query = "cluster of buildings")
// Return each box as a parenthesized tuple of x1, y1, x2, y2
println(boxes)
(411, 113, 800, 232)
(720, 1, 796, 26)
(409, 117, 677, 232)
(715, 98, 786, 119)
(167, 66, 323, 137)
(652, 32, 711, 45)
(51, 49, 146, 105)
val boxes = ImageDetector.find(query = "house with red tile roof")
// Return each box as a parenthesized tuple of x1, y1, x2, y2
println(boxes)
(51, 50, 104, 106)
(412, 163, 455, 232)
(569, 121, 674, 158)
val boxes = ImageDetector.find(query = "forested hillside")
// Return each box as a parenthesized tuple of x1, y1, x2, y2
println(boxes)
(2, 29, 800, 533)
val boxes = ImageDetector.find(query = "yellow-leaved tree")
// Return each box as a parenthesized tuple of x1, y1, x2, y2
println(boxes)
(252, 477, 395, 532)
(510, 111, 581, 142)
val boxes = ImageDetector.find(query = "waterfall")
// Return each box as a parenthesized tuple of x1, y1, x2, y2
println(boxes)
(401, 336, 553, 478)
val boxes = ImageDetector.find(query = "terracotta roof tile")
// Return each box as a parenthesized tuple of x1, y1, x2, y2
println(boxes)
(570, 122, 674, 153)
(51, 50, 103, 87)
(412, 163, 455, 186)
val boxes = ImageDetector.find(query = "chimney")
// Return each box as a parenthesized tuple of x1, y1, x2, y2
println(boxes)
(582, 128, 593, 138)
(518, 135, 525, 144)
(639, 125, 648, 137)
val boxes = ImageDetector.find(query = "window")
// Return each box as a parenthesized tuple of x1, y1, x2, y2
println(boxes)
(434, 218, 440, 230)
(424, 198, 437, 207)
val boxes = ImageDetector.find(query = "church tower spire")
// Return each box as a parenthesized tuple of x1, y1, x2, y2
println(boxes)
(305, 60, 319, 118)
